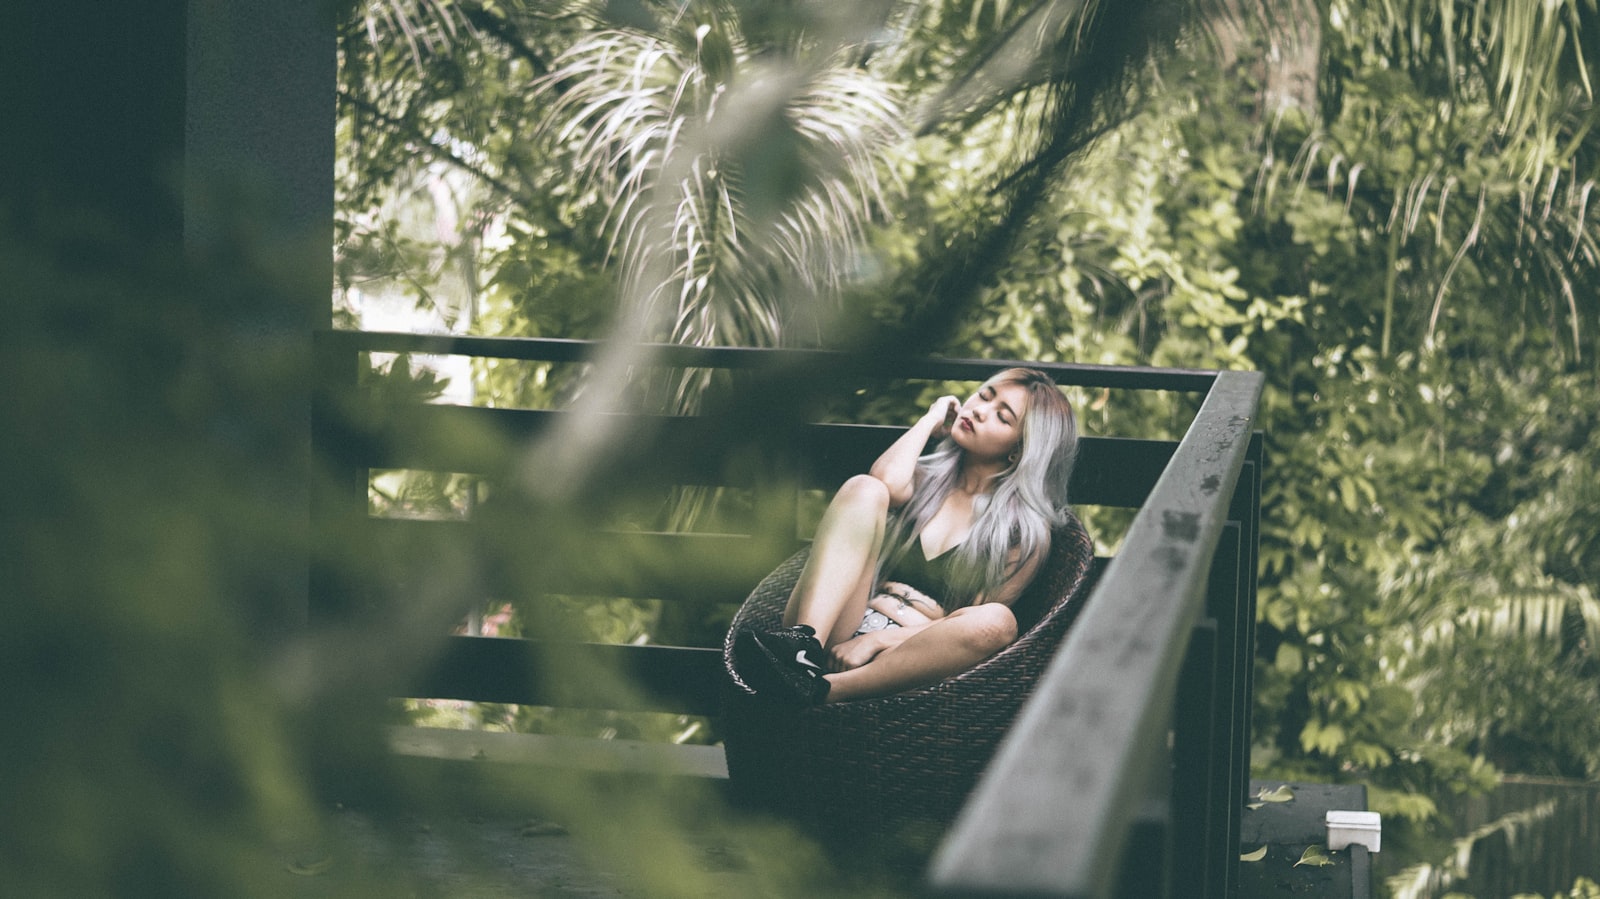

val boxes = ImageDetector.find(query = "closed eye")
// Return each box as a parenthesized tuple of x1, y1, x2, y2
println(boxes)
(979, 385, 1017, 425)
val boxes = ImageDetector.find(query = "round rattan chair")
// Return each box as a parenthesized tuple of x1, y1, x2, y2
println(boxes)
(720, 512, 1096, 862)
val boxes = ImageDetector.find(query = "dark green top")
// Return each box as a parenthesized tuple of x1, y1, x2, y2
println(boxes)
(883, 541, 964, 610)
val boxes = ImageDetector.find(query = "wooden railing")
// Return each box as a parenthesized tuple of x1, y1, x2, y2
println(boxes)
(930, 370, 1264, 899)
(310, 330, 1263, 898)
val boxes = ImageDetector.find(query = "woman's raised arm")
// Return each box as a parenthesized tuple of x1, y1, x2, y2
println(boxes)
(870, 395, 958, 506)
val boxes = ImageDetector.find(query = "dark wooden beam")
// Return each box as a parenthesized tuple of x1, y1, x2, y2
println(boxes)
(319, 399, 1177, 509)
(315, 329, 1219, 392)
(407, 638, 725, 716)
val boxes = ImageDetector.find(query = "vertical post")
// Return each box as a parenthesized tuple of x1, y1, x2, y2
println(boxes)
(1116, 796, 1174, 898)
(184, 0, 336, 632)
(1172, 618, 1219, 897)
(1194, 430, 1261, 899)
(1, 0, 335, 639)
(1204, 523, 1245, 898)
(309, 331, 368, 624)
(1233, 433, 1265, 810)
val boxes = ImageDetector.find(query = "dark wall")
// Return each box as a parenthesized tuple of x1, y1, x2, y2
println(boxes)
(0, 0, 335, 633)
(0, 1, 189, 245)
(185, 0, 337, 267)
(0, 0, 335, 266)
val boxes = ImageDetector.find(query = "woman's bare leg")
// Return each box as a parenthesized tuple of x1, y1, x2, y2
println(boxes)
(822, 604, 1018, 703)
(783, 474, 890, 647)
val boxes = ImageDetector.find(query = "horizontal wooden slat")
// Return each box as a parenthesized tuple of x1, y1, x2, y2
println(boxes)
(361, 521, 797, 604)
(324, 401, 1175, 508)
(407, 637, 725, 716)
(1071, 437, 1178, 509)
(385, 560, 1112, 711)
(331, 406, 778, 488)
(345, 511, 1114, 610)
(317, 329, 1219, 393)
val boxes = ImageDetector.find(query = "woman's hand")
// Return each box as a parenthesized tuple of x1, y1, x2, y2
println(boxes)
(828, 631, 888, 672)
(829, 622, 926, 671)
(926, 395, 961, 439)
(870, 582, 946, 625)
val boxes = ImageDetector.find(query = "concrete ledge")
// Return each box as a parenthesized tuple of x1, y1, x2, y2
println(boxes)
(1238, 780, 1373, 899)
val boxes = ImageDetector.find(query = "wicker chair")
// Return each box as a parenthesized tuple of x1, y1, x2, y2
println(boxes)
(720, 513, 1096, 862)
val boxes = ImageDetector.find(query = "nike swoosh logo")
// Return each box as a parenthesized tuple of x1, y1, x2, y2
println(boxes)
(794, 650, 821, 671)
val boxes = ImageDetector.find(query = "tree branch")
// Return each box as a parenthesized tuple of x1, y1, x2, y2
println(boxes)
(455, 0, 551, 77)
(339, 88, 525, 202)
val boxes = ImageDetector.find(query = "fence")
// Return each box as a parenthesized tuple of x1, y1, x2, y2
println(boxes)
(310, 329, 1264, 898)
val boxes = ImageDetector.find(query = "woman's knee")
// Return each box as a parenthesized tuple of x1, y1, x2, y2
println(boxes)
(947, 604, 1018, 654)
(833, 474, 891, 514)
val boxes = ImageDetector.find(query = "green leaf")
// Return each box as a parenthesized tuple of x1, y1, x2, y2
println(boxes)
(1240, 845, 1268, 862)
(1274, 643, 1304, 673)
(1294, 845, 1335, 868)
(1300, 720, 1348, 756)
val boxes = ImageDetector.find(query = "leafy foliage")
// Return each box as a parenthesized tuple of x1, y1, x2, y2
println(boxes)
(333, 0, 1600, 892)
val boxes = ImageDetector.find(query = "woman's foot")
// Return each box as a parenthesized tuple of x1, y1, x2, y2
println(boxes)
(733, 625, 831, 706)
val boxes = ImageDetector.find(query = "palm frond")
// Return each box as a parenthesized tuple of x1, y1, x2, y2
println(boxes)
(1402, 587, 1600, 658)
(357, 0, 480, 68)
(1265, 111, 1600, 358)
(908, 0, 1136, 136)
(533, 23, 905, 354)
(1382, 505, 1600, 669)
(1387, 800, 1562, 899)
(1217, 0, 1600, 357)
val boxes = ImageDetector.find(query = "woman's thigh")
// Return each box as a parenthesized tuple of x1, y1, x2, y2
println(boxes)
(787, 474, 891, 643)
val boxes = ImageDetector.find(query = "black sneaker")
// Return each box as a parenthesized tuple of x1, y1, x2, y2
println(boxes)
(733, 625, 831, 707)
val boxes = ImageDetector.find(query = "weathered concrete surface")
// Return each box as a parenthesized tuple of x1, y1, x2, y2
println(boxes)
(267, 798, 918, 899)
(1237, 780, 1373, 899)
(270, 807, 760, 898)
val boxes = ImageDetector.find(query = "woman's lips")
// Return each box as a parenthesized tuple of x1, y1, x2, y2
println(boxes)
(958, 416, 975, 432)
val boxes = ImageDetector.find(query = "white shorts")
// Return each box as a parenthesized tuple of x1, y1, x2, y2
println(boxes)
(852, 608, 903, 638)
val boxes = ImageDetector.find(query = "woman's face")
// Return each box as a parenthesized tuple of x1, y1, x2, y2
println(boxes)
(951, 380, 1030, 463)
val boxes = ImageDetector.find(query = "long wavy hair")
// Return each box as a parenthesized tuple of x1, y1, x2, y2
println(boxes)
(876, 368, 1078, 607)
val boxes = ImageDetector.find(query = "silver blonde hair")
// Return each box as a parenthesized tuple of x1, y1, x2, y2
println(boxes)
(877, 368, 1079, 606)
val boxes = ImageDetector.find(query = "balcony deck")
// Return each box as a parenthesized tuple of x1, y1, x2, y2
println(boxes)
(309, 331, 1288, 898)
(269, 745, 1378, 898)
(275, 728, 905, 898)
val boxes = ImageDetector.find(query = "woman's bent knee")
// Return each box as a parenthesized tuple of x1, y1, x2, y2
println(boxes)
(834, 474, 891, 513)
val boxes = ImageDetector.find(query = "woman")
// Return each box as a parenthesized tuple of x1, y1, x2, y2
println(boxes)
(734, 368, 1078, 706)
